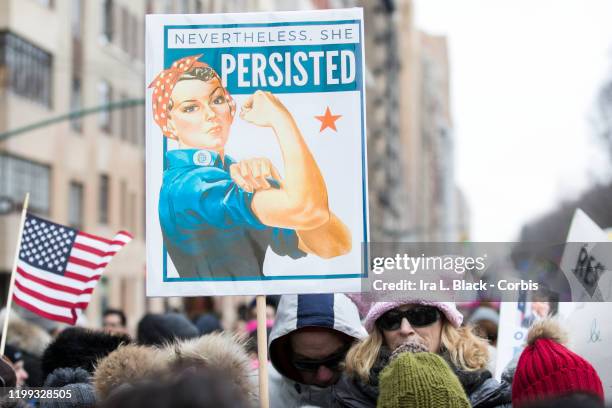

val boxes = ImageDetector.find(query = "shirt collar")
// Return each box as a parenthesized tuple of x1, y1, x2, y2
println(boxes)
(165, 149, 233, 171)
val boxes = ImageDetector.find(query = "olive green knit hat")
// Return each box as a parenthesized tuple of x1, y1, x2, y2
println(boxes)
(377, 345, 471, 408)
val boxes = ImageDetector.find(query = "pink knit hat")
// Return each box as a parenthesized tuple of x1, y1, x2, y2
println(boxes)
(352, 296, 463, 332)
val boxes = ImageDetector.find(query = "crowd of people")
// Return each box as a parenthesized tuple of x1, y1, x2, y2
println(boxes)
(0, 295, 607, 407)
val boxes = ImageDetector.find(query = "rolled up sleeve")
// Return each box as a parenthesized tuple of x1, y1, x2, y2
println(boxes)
(165, 167, 267, 230)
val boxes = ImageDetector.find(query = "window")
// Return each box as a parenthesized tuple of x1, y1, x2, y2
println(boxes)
(0, 31, 52, 107)
(99, 174, 110, 224)
(120, 6, 129, 53)
(129, 191, 137, 234)
(120, 92, 128, 141)
(71, 0, 83, 40)
(0, 154, 50, 214)
(70, 75, 82, 132)
(138, 20, 144, 61)
(68, 181, 84, 229)
(101, 0, 114, 42)
(98, 80, 112, 133)
(181, 0, 190, 13)
(133, 103, 143, 146)
(36, 0, 54, 8)
(120, 179, 127, 226)
(130, 16, 139, 59)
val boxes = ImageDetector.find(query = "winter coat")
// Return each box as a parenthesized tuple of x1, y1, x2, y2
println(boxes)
(94, 332, 257, 405)
(331, 347, 391, 408)
(93, 344, 170, 400)
(268, 294, 367, 408)
(332, 348, 512, 408)
(450, 360, 511, 408)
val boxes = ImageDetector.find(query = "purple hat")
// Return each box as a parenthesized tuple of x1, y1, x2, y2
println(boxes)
(363, 300, 463, 333)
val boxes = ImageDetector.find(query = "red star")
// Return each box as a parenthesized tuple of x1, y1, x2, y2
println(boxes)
(315, 107, 342, 132)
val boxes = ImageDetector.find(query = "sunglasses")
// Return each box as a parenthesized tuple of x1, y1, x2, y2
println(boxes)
(376, 306, 440, 331)
(291, 345, 350, 373)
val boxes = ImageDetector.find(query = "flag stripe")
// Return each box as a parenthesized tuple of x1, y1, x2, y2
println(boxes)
(72, 242, 118, 258)
(13, 288, 75, 319)
(17, 262, 97, 291)
(65, 262, 103, 279)
(13, 295, 76, 325)
(14, 280, 88, 309)
(63, 272, 102, 283)
(15, 273, 91, 304)
(73, 237, 128, 254)
(76, 231, 132, 249)
(65, 262, 104, 278)
(70, 249, 115, 266)
(77, 231, 114, 245)
(16, 267, 94, 295)
(68, 256, 108, 270)
(68, 249, 113, 269)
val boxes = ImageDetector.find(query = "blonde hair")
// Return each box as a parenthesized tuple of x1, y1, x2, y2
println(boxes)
(344, 319, 489, 383)
(344, 328, 384, 382)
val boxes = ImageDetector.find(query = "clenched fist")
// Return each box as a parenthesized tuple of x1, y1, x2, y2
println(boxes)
(230, 157, 282, 193)
(239, 90, 291, 128)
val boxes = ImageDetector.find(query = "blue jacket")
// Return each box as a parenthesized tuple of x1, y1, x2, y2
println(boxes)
(159, 149, 305, 278)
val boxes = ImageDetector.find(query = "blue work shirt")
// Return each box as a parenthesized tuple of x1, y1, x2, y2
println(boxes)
(159, 149, 306, 278)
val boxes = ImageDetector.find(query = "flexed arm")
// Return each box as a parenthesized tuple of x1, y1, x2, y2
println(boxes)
(240, 91, 329, 230)
(239, 91, 351, 257)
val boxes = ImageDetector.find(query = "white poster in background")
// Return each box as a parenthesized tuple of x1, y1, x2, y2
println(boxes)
(145, 9, 369, 296)
(562, 303, 612, 401)
(496, 302, 611, 401)
(497, 210, 612, 400)
(559, 209, 612, 301)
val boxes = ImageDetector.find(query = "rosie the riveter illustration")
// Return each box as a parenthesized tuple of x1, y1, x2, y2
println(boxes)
(149, 55, 351, 278)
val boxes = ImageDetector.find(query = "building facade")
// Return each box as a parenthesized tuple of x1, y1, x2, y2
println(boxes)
(0, 0, 150, 330)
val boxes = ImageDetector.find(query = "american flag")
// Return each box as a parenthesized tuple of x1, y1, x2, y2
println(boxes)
(13, 213, 132, 325)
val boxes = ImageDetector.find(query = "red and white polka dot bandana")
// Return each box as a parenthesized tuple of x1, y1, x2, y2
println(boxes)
(147, 54, 235, 137)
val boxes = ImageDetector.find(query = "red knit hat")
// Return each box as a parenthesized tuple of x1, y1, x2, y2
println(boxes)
(512, 319, 604, 407)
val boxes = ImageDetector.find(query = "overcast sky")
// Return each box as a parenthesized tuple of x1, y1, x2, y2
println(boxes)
(412, 0, 612, 241)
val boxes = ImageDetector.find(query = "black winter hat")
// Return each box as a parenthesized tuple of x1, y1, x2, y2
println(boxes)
(195, 313, 222, 335)
(137, 313, 199, 346)
(0, 355, 16, 388)
(4, 344, 24, 364)
(41, 367, 96, 408)
(41, 328, 130, 378)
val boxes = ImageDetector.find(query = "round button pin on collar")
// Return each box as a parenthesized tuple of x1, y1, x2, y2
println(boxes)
(193, 150, 213, 166)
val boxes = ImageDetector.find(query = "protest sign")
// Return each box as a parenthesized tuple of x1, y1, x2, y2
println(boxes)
(145, 9, 368, 296)
(562, 302, 612, 401)
(559, 209, 612, 301)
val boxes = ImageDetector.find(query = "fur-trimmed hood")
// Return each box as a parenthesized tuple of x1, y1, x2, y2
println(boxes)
(93, 344, 170, 400)
(0, 308, 51, 356)
(94, 333, 256, 404)
(168, 333, 256, 403)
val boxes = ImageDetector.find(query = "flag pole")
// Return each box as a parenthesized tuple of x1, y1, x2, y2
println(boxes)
(0, 193, 30, 355)
(256, 295, 269, 408)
